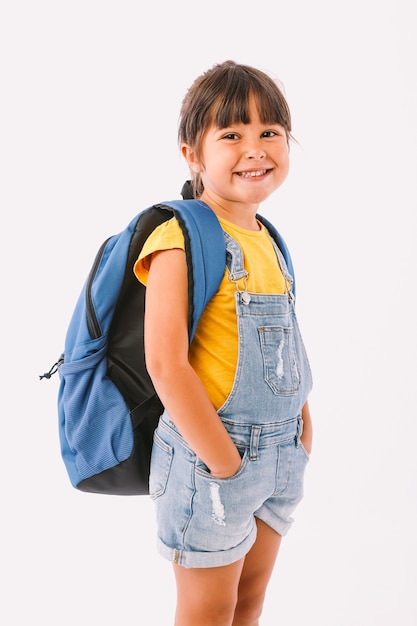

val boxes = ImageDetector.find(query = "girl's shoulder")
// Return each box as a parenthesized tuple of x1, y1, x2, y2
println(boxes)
(134, 218, 185, 285)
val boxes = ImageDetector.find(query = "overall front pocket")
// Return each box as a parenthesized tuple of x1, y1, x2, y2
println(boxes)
(258, 325, 300, 396)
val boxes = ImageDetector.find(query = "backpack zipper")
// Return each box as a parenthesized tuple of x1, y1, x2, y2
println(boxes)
(85, 238, 110, 340)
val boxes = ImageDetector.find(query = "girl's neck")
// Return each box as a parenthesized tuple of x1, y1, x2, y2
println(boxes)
(199, 191, 260, 231)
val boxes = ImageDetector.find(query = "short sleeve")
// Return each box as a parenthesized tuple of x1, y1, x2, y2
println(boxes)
(133, 218, 185, 285)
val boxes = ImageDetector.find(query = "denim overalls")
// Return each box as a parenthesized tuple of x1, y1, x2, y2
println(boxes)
(150, 230, 313, 568)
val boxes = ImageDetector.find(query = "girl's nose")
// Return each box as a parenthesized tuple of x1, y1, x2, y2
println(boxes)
(245, 140, 266, 159)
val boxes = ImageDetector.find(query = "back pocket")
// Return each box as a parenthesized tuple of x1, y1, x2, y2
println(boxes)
(258, 326, 300, 395)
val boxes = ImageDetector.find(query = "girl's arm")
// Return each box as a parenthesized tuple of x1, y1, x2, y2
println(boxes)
(144, 247, 242, 479)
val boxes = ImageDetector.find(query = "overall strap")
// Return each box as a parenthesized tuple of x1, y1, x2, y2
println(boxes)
(256, 214, 296, 299)
(223, 231, 248, 281)
(223, 229, 294, 302)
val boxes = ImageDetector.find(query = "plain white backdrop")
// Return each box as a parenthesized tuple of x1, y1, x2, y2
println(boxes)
(2, 1, 416, 624)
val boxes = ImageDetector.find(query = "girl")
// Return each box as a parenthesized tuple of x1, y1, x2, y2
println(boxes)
(135, 60, 313, 626)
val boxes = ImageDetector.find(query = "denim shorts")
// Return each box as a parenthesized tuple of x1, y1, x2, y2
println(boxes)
(149, 412, 310, 568)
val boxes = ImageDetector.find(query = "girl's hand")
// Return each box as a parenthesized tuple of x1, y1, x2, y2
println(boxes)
(300, 401, 313, 455)
(209, 448, 242, 479)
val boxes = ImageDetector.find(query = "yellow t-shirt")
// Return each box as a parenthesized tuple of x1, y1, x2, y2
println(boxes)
(134, 216, 289, 409)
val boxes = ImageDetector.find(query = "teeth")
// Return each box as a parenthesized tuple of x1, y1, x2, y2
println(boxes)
(239, 170, 267, 178)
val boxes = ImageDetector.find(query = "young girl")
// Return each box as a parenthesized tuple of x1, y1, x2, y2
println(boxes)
(135, 60, 313, 626)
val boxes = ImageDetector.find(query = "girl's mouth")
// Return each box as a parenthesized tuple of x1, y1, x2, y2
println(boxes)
(236, 169, 268, 178)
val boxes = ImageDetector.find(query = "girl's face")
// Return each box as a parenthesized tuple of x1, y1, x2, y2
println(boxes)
(183, 95, 290, 220)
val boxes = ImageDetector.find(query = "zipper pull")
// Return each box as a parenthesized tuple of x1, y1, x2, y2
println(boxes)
(39, 354, 64, 380)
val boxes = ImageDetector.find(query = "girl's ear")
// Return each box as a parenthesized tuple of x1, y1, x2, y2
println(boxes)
(181, 144, 201, 172)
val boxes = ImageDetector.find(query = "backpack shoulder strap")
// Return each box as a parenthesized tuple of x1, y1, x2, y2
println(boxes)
(152, 199, 226, 339)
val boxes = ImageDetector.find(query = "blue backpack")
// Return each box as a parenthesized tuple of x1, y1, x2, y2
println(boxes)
(41, 198, 295, 496)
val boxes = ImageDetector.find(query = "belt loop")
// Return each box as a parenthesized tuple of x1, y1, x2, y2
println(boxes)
(250, 426, 261, 460)
(296, 416, 304, 447)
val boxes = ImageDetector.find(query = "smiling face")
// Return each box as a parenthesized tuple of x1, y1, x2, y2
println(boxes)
(182, 94, 290, 224)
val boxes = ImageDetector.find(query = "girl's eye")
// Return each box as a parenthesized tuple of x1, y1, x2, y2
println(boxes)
(222, 133, 239, 140)
(261, 130, 278, 138)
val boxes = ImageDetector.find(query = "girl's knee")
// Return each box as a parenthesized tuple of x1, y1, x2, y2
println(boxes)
(176, 600, 236, 626)
(233, 591, 266, 625)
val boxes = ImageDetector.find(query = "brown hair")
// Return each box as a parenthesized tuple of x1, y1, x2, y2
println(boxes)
(178, 60, 292, 197)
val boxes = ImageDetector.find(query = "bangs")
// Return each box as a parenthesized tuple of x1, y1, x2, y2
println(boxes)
(212, 81, 291, 131)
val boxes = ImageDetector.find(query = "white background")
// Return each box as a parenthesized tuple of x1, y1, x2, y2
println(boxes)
(2, 1, 416, 624)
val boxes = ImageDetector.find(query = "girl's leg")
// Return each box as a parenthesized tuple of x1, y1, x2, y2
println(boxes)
(173, 557, 245, 626)
(232, 518, 282, 626)
(172, 519, 281, 626)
